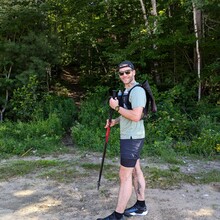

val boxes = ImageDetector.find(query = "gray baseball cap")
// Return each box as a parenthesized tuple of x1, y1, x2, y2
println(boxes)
(118, 60, 134, 70)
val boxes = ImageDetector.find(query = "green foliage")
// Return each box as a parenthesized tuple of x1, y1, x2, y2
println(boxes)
(190, 129, 219, 156)
(72, 83, 219, 159)
(72, 123, 120, 156)
(0, 0, 61, 121)
(10, 76, 77, 130)
(145, 85, 190, 144)
(36, 94, 78, 130)
(78, 86, 110, 127)
(0, 114, 65, 156)
(0, 0, 219, 161)
(1, 0, 220, 119)
(10, 75, 39, 121)
(71, 86, 120, 156)
(189, 115, 220, 157)
(145, 89, 219, 157)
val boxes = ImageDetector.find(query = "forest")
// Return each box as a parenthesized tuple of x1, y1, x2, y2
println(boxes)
(0, 0, 219, 159)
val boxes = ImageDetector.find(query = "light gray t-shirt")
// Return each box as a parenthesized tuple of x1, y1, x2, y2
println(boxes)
(120, 83, 146, 139)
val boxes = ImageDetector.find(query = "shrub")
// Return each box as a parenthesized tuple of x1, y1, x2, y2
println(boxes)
(0, 113, 65, 156)
(35, 94, 78, 130)
(72, 123, 120, 156)
(72, 84, 220, 159)
(71, 86, 120, 156)
(78, 86, 110, 127)
(10, 75, 39, 121)
(190, 129, 220, 156)
(10, 75, 77, 130)
(188, 115, 220, 156)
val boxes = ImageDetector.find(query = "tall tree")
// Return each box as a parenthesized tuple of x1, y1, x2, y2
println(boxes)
(139, 0, 149, 28)
(192, 1, 202, 101)
(150, 0, 160, 84)
(0, 0, 60, 121)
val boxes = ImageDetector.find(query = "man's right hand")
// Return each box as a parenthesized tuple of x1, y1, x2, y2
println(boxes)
(105, 119, 118, 128)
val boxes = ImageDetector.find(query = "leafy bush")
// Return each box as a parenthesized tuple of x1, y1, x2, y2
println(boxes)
(10, 75, 39, 121)
(0, 113, 65, 156)
(145, 109, 219, 157)
(188, 115, 220, 156)
(78, 86, 110, 127)
(35, 94, 78, 130)
(11, 77, 77, 130)
(71, 86, 120, 156)
(190, 129, 219, 156)
(72, 123, 120, 156)
(145, 85, 191, 147)
(72, 84, 220, 159)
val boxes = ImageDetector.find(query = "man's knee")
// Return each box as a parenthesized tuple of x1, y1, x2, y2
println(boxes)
(119, 166, 133, 182)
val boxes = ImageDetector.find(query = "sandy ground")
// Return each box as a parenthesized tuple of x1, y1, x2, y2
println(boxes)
(0, 151, 219, 220)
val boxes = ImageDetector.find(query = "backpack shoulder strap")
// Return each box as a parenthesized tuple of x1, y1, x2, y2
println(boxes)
(121, 84, 141, 110)
(127, 84, 141, 95)
(142, 80, 157, 113)
(127, 84, 146, 109)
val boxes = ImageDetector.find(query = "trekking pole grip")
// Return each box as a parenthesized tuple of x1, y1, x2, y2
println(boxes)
(109, 90, 117, 123)
(112, 90, 117, 99)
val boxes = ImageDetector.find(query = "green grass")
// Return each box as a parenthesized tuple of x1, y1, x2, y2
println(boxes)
(38, 169, 88, 183)
(81, 163, 119, 181)
(0, 159, 219, 189)
(0, 160, 62, 181)
(0, 159, 118, 183)
(144, 166, 220, 189)
(81, 163, 101, 170)
(199, 170, 220, 184)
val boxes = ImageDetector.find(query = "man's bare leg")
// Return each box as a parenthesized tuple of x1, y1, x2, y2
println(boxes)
(115, 165, 134, 213)
(132, 159, 145, 200)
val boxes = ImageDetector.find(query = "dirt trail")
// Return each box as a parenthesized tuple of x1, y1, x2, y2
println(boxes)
(0, 152, 219, 220)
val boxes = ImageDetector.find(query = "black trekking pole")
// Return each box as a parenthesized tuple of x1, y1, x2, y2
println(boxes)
(97, 90, 117, 190)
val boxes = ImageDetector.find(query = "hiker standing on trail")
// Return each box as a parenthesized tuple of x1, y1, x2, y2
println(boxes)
(97, 61, 148, 220)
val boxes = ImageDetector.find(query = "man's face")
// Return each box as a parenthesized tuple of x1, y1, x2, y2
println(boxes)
(118, 67, 135, 86)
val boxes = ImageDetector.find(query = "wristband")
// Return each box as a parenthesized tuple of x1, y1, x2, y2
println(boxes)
(115, 106, 120, 112)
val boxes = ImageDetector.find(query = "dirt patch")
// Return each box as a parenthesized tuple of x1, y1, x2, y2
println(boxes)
(0, 151, 219, 220)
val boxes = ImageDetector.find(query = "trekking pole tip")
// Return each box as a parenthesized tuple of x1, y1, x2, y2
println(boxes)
(97, 181, 100, 190)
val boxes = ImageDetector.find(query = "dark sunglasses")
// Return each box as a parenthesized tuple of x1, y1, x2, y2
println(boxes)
(118, 70, 132, 76)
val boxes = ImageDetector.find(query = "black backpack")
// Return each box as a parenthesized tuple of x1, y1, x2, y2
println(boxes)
(118, 80, 157, 117)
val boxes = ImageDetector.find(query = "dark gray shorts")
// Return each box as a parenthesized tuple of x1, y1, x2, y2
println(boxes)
(120, 138, 145, 168)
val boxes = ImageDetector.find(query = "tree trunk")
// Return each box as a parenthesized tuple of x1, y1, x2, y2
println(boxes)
(139, 0, 148, 28)
(0, 90, 9, 123)
(0, 64, 12, 122)
(151, 0, 161, 84)
(192, 2, 202, 101)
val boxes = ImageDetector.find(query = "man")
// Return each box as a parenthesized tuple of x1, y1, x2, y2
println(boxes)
(97, 61, 148, 220)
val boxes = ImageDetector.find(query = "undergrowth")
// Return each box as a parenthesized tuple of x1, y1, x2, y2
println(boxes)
(72, 85, 220, 162)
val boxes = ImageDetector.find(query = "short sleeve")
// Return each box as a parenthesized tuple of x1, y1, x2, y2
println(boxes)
(129, 86, 146, 109)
